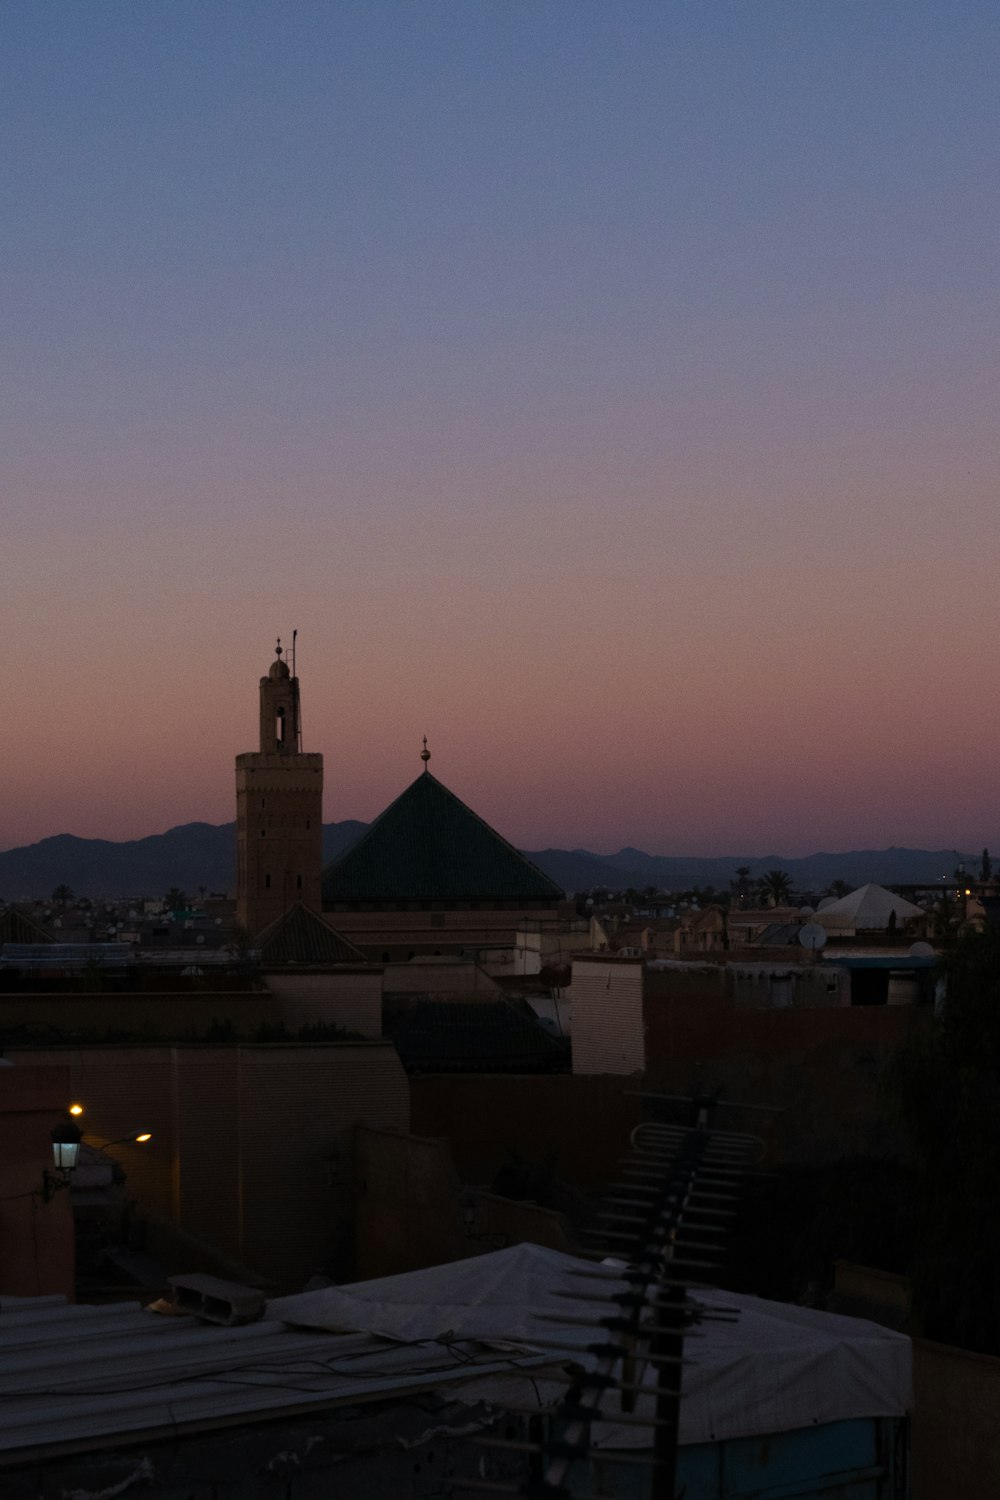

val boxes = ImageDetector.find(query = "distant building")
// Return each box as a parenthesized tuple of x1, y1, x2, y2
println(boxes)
(321, 754, 564, 961)
(235, 641, 324, 937)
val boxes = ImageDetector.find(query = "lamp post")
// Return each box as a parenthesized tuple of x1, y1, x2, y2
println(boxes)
(40, 1115, 151, 1202)
(43, 1121, 83, 1202)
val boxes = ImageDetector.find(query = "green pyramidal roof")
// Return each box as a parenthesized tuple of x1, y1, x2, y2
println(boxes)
(322, 772, 564, 905)
(254, 902, 366, 964)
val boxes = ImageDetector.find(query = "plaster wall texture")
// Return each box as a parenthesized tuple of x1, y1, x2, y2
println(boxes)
(381, 960, 501, 998)
(0, 991, 275, 1038)
(0, 1064, 74, 1298)
(642, 989, 917, 1163)
(353, 1125, 571, 1280)
(11, 1044, 410, 1286)
(912, 1338, 1000, 1500)
(262, 971, 383, 1036)
(410, 1074, 641, 1189)
(566, 957, 645, 1075)
(327, 907, 556, 959)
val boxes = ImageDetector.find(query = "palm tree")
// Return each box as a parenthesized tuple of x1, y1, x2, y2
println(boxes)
(51, 884, 74, 905)
(730, 866, 753, 909)
(164, 887, 187, 911)
(827, 879, 852, 900)
(758, 869, 793, 907)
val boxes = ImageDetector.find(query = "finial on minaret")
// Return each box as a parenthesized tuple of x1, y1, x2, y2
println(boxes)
(275, 638, 283, 659)
(420, 736, 431, 768)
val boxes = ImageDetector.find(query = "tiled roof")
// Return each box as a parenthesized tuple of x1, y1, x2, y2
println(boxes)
(322, 772, 564, 904)
(254, 902, 366, 964)
(385, 1000, 568, 1072)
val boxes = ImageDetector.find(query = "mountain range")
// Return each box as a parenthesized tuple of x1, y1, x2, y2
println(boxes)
(0, 822, 975, 900)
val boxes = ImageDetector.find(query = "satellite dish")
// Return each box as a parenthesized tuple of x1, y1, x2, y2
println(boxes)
(798, 922, 828, 951)
(909, 942, 935, 958)
(816, 897, 837, 912)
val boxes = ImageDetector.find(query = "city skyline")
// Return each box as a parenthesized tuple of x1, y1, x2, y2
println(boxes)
(3, 3, 999, 855)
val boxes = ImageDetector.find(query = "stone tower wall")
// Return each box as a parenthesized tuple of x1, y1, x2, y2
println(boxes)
(236, 751, 323, 935)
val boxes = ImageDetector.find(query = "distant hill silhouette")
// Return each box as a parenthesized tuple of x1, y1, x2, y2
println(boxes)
(0, 822, 368, 901)
(0, 822, 975, 900)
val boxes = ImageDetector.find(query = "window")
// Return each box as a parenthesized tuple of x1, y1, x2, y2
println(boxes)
(265, 873, 271, 889)
(296, 874, 302, 890)
(276, 706, 286, 745)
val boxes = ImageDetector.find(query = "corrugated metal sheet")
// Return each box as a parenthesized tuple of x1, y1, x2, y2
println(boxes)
(0, 1296, 551, 1466)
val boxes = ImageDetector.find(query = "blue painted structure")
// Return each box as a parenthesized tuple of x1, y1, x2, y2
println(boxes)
(586, 1417, 908, 1499)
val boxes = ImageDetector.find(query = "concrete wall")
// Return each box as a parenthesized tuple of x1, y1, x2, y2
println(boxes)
(354, 1125, 573, 1280)
(0, 991, 276, 1037)
(381, 959, 501, 999)
(326, 906, 559, 960)
(514, 924, 591, 976)
(11, 1044, 410, 1287)
(0, 1064, 75, 1298)
(642, 986, 918, 1163)
(567, 957, 645, 1074)
(912, 1339, 1000, 1500)
(0, 975, 385, 1039)
(262, 971, 382, 1035)
(410, 1073, 642, 1189)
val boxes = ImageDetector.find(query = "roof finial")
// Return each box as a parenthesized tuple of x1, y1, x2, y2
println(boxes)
(275, 637, 283, 659)
(420, 735, 431, 768)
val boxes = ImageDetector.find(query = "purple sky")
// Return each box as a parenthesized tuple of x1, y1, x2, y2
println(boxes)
(2, 2, 999, 855)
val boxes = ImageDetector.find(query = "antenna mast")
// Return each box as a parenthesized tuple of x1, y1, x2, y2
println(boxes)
(291, 629, 302, 751)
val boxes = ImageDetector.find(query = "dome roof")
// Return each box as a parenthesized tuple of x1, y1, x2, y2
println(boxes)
(268, 656, 290, 679)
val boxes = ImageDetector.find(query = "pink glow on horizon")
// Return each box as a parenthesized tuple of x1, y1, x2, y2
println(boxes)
(5, 449, 1000, 858)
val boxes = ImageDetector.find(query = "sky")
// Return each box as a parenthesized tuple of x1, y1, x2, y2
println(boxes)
(2, 1, 999, 857)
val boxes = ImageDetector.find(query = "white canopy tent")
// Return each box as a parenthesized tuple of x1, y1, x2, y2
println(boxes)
(272, 1242, 912, 1448)
(812, 883, 926, 935)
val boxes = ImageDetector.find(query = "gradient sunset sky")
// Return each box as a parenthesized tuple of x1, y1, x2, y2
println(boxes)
(3, 2, 999, 857)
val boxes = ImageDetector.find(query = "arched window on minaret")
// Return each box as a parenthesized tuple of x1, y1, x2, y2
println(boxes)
(276, 705, 286, 747)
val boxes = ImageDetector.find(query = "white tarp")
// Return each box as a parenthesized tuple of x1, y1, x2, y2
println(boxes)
(813, 883, 926, 933)
(271, 1243, 912, 1447)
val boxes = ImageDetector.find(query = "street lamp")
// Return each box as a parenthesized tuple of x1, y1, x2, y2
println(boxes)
(43, 1121, 83, 1202)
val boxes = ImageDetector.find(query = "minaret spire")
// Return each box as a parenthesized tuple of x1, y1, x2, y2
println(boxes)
(235, 639, 324, 936)
(420, 736, 431, 770)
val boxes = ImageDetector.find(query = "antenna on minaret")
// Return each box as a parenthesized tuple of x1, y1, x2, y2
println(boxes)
(291, 629, 302, 751)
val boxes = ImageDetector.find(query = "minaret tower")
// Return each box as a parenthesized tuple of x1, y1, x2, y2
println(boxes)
(235, 638, 324, 937)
